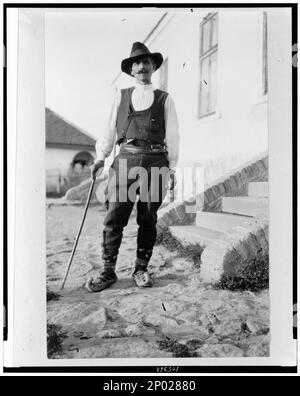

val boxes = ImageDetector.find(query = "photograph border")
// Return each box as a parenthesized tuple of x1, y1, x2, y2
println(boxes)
(2, 2, 298, 374)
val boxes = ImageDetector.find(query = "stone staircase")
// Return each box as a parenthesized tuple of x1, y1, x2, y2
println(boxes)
(168, 181, 269, 282)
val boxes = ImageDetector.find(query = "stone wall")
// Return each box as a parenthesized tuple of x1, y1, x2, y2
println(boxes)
(200, 214, 269, 283)
(64, 171, 108, 204)
(157, 152, 268, 233)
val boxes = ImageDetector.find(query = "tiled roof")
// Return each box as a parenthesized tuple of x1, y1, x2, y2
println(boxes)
(46, 107, 96, 147)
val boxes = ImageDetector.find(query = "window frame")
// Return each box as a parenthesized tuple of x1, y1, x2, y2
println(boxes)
(198, 12, 219, 119)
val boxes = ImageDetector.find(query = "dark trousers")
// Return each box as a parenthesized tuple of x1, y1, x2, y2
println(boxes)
(102, 148, 169, 265)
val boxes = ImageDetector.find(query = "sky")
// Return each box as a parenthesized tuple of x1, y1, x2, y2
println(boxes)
(45, 10, 165, 140)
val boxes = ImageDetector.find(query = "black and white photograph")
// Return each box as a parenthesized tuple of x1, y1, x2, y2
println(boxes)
(3, 3, 297, 372)
(45, 8, 270, 360)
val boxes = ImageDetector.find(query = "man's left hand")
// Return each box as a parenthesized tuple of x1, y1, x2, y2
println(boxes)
(168, 170, 176, 191)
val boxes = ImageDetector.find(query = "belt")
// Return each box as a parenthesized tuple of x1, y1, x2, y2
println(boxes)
(120, 139, 167, 154)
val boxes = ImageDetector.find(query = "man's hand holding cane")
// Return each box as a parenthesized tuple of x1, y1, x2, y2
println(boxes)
(91, 159, 105, 180)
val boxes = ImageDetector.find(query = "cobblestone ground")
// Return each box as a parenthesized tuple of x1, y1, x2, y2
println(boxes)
(47, 204, 269, 359)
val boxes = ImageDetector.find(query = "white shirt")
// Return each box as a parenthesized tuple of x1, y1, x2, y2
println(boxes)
(95, 82, 179, 170)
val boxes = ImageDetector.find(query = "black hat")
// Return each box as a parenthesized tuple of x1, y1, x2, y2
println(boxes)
(121, 42, 163, 76)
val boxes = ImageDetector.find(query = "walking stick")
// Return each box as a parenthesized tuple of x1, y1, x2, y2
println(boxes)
(61, 177, 96, 290)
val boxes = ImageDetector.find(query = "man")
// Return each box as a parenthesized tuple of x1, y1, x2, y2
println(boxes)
(86, 42, 179, 292)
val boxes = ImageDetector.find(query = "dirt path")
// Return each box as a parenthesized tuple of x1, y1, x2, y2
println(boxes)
(47, 205, 269, 359)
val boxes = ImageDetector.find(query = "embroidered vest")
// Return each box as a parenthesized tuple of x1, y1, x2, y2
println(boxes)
(116, 87, 168, 145)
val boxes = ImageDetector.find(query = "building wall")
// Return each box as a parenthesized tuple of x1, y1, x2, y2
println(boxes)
(114, 11, 269, 186)
(46, 146, 95, 171)
(46, 146, 96, 196)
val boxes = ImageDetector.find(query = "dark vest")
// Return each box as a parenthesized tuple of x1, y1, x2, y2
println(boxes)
(116, 87, 168, 145)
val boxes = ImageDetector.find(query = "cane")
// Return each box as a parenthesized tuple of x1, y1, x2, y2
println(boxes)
(61, 177, 96, 290)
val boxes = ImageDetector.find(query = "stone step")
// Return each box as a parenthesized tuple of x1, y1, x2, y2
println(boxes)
(196, 211, 253, 232)
(248, 182, 269, 197)
(221, 196, 269, 217)
(168, 225, 225, 248)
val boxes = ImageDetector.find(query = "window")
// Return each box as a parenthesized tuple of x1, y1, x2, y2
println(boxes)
(198, 13, 218, 118)
(262, 12, 268, 96)
(159, 57, 168, 91)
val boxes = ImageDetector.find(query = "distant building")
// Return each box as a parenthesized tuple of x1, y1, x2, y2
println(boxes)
(46, 107, 96, 196)
(113, 11, 269, 189)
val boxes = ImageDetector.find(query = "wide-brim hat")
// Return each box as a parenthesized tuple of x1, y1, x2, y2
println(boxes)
(121, 42, 163, 76)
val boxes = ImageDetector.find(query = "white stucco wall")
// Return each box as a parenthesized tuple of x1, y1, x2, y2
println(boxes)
(45, 147, 96, 173)
(114, 10, 269, 171)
